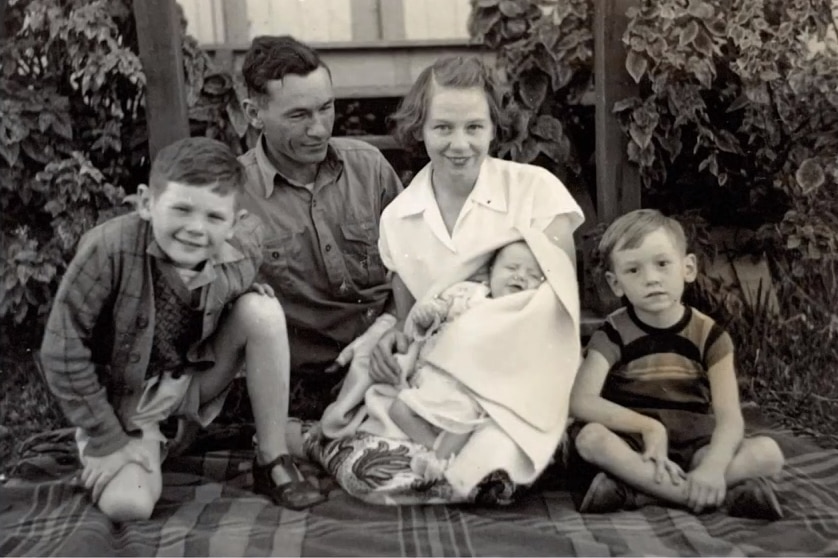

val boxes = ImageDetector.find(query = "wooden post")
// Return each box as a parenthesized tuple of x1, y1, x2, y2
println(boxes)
(593, 0, 641, 224)
(133, 0, 190, 160)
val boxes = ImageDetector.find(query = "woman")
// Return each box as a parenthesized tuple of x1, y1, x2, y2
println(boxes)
(370, 55, 585, 382)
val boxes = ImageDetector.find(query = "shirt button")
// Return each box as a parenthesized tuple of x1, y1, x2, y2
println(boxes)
(325, 244, 332, 252)
(129, 352, 141, 363)
(272, 251, 281, 259)
(136, 315, 148, 328)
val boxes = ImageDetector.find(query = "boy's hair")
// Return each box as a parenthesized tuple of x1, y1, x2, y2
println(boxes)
(242, 35, 330, 102)
(149, 137, 245, 197)
(598, 209, 688, 269)
(389, 56, 515, 155)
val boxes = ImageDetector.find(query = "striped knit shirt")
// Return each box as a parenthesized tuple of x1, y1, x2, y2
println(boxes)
(587, 305, 733, 414)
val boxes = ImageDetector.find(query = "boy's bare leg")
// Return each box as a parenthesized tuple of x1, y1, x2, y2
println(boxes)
(691, 436, 785, 484)
(96, 437, 162, 522)
(576, 423, 689, 506)
(195, 293, 294, 485)
(389, 399, 439, 448)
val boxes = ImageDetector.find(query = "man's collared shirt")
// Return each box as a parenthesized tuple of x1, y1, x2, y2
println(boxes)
(239, 136, 402, 371)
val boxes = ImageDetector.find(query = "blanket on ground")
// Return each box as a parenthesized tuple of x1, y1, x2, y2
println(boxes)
(1, 424, 837, 556)
(320, 228, 581, 497)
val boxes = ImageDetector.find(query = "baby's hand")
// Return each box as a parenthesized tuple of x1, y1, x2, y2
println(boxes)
(640, 420, 685, 485)
(411, 302, 439, 329)
(81, 438, 154, 503)
(686, 463, 726, 512)
(248, 282, 275, 298)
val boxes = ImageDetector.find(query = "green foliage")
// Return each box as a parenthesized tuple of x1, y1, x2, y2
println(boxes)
(0, 0, 247, 341)
(468, 0, 595, 183)
(619, 0, 838, 273)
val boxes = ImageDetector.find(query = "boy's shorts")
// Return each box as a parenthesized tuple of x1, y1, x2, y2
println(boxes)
(565, 408, 717, 489)
(75, 370, 229, 461)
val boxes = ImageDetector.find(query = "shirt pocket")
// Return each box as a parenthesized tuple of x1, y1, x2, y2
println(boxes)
(340, 220, 386, 288)
(262, 233, 302, 295)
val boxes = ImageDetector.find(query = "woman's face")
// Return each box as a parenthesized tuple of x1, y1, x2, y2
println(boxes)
(421, 84, 494, 188)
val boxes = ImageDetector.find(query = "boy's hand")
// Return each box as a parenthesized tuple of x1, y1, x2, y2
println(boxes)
(685, 463, 726, 512)
(81, 439, 154, 503)
(640, 420, 685, 485)
(248, 282, 275, 298)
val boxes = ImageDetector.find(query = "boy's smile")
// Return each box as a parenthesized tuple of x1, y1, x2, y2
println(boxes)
(138, 181, 239, 269)
(606, 227, 697, 327)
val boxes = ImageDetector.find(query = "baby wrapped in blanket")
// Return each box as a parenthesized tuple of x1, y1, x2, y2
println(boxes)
(389, 241, 547, 479)
(320, 227, 581, 498)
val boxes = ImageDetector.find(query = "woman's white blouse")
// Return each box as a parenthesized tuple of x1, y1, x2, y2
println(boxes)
(379, 157, 585, 300)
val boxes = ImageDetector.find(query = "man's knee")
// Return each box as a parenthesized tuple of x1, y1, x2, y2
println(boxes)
(574, 423, 614, 462)
(97, 464, 160, 522)
(230, 293, 287, 339)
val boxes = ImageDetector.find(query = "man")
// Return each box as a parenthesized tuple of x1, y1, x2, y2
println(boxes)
(238, 35, 402, 423)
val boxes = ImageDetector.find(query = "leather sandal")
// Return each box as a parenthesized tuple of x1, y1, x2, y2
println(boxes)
(252, 454, 326, 510)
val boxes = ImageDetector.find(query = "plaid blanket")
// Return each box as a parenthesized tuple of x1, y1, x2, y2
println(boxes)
(1, 426, 837, 557)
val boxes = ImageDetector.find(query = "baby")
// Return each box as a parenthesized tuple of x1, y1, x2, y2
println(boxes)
(388, 241, 545, 477)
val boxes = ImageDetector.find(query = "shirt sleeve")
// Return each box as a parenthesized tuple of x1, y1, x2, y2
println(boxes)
(704, 323, 735, 369)
(527, 167, 586, 232)
(39, 227, 129, 456)
(586, 321, 622, 368)
(376, 154, 403, 273)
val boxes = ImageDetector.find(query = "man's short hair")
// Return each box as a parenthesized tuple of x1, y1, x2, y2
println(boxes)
(388, 55, 514, 155)
(149, 137, 245, 196)
(598, 209, 688, 269)
(242, 35, 330, 100)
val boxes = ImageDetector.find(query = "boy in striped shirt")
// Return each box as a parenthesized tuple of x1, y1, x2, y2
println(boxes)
(569, 209, 784, 519)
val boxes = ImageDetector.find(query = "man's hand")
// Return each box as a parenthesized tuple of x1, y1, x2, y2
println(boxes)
(369, 328, 410, 384)
(248, 282, 276, 297)
(640, 420, 685, 485)
(686, 462, 727, 512)
(81, 438, 154, 503)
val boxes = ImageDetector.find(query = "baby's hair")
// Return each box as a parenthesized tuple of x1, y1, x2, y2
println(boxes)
(388, 55, 514, 155)
(242, 35, 330, 101)
(149, 137, 245, 197)
(598, 209, 688, 269)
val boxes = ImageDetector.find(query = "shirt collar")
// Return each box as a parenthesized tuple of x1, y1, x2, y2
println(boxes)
(393, 157, 508, 217)
(254, 134, 342, 197)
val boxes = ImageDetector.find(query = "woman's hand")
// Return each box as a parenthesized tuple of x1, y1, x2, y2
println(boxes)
(369, 327, 410, 384)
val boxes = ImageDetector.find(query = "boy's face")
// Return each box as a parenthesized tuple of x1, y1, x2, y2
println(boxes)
(138, 181, 240, 269)
(488, 242, 545, 298)
(606, 227, 697, 323)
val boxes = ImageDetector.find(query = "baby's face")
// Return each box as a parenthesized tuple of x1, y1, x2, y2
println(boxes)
(488, 242, 545, 297)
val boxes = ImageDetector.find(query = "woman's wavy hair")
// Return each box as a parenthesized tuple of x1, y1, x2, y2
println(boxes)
(389, 56, 518, 155)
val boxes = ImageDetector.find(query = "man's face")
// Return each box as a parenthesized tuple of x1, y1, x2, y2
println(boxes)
(251, 66, 335, 174)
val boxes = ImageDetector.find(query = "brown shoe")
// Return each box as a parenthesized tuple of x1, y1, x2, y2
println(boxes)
(725, 477, 783, 521)
(578, 472, 637, 513)
(252, 454, 327, 510)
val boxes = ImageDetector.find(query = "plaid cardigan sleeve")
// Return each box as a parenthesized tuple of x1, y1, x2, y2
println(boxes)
(40, 225, 130, 455)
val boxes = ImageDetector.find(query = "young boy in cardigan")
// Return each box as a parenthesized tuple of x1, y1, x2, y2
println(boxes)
(40, 137, 324, 522)
(569, 209, 785, 519)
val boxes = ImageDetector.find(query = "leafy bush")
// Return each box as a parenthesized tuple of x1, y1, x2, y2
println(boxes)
(469, 0, 595, 186)
(618, 0, 838, 274)
(0, 0, 246, 345)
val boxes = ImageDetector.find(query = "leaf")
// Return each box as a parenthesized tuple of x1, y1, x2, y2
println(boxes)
(0, 142, 20, 167)
(625, 51, 648, 84)
(629, 124, 653, 149)
(612, 97, 639, 113)
(498, 0, 525, 17)
(518, 71, 548, 109)
(531, 114, 563, 140)
(687, 0, 714, 19)
(795, 159, 825, 192)
(476, 0, 500, 7)
(679, 21, 699, 47)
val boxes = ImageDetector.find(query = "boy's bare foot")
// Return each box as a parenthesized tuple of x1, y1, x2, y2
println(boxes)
(725, 476, 783, 520)
(578, 472, 638, 513)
